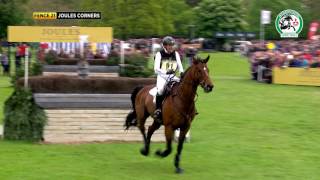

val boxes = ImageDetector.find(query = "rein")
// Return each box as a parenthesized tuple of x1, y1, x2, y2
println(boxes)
(171, 66, 199, 120)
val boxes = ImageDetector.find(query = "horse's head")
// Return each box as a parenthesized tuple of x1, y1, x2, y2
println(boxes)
(190, 55, 214, 93)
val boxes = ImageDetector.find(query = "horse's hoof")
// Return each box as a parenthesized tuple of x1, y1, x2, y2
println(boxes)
(175, 168, 184, 174)
(140, 148, 149, 156)
(155, 149, 162, 157)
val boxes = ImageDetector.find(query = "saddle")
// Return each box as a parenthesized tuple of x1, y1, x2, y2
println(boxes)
(149, 80, 179, 103)
(163, 81, 179, 97)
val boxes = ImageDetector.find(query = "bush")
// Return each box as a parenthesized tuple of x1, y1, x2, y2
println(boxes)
(106, 56, 119, 66)
(50, 58, 109, 65)
(120, 64, 154, 77)
(16, 76, 156, 94)
(4, 88, 46, 141)
(11, 61, 43, 86)
(30, 61, 43, 76)
(124, 53, 148, 66)
(120, 53, 154, 77)
(44, 50, 58, 65)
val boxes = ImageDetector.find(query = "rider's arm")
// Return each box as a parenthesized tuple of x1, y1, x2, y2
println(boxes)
(154, 52, 167, 76)
(175, 51, 184, 73)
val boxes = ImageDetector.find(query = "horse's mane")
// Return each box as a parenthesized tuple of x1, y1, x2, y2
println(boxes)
(181, 66, 192, 82)
(180, 57, 203, 83)
(167, 57, 204, 96)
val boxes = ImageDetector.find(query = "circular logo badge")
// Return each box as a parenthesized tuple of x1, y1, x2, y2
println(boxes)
(275, 9, 303, 38)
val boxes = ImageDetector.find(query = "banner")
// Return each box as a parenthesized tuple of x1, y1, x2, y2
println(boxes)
(8, 26, 113, 43)
(308, 22, 319, 40)
(261, 10, 271, 24)
(273, 67, 320, 86)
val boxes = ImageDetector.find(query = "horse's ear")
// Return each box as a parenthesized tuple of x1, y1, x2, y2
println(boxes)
(203, 55, 210, 63)
(192, 57, 199, 65)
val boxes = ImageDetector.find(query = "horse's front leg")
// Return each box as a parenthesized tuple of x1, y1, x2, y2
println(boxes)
(174, 125, 190, 174)
(155, 126, 173, 157)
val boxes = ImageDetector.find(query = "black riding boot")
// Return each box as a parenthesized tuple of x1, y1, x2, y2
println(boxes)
(153, 94, 163, 124)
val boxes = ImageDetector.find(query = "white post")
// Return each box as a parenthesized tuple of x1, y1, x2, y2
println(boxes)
(79, 35, 88, 58)
(152, 38, 155, 57)
(120, 41, 125, 65)
(260, 23, 264, 45)
(66, 42, 70, 54)
(53, 42, 57, 51)
(260, 10, 271, 45)
(24, 47, 29, 88)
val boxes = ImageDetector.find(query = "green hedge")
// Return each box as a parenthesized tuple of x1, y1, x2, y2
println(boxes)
(16, 76, 156, 94)
(11, 60, 43, 85)
(3, 88, 46, 141)
(119, 64, 154, 77)
(120, 53, 154, 77)
(106, 52, 120, 65)
(44, 50, 58, 64)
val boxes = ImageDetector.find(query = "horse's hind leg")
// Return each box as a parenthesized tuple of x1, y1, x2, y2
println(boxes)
(144, 121, 161, 154)
(155, 126, 173, 158)
(138, 112, 149, 156)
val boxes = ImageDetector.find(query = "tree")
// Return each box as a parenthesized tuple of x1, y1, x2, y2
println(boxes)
(303, 0, 320, 22)
(79, 0, 195, 39)
(168, 0, 196, 37)
(195, 0, 244, 38)
(185, 0, 202, 7)
(80, 0, 174, 39)
(27, 0, 81, 26)
(244, 0, 312, 39)
(0, 0, 27, 39)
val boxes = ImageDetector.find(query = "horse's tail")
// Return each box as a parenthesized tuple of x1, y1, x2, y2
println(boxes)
(124, 86, 144, 130)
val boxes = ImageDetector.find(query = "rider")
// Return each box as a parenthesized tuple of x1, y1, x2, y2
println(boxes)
(153, 36, 184, 124)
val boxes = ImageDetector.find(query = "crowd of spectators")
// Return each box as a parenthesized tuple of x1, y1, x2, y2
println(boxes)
(245, 40, 320, 83)
(37, 38, 200, 62)
(1, 43, 29, 75)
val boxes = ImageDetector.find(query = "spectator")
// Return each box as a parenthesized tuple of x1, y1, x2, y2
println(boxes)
(37, 48, 46, 63)
(18, 43, 27, 57)
(310, 56, 320, 68)
(185, 47, 197, 66)
(1, 51, 10, 75)
(15, 49, 21, 69)
(289, 54, 303, 67)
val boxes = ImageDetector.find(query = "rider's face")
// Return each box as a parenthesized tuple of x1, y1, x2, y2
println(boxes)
(164, 45, 174, 53)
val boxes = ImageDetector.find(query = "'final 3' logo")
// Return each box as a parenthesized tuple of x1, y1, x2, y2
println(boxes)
(275, 9, 303, 38)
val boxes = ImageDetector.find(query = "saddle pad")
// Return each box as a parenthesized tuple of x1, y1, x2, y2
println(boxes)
(149, 87, 157, 96)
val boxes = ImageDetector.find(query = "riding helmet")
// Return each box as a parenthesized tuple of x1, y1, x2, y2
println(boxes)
(162, 36, 175, 46)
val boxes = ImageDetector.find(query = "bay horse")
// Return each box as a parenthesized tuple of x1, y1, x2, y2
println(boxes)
(124, 55, 214, 173)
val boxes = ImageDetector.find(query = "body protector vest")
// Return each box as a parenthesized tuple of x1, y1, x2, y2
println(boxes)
(159, 49, 178, 72)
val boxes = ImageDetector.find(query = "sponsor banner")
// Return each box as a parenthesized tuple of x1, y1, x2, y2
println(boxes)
(273, 67, 320, 86)
(8, 26, 112, 43)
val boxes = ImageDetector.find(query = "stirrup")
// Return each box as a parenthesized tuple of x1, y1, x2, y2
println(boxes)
(153, 109, 162, 124)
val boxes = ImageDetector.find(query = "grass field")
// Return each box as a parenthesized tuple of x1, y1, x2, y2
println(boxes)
(0, 52, 319, 179)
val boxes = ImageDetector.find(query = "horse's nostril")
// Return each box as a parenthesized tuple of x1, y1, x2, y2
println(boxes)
(204, 85, 213, 92)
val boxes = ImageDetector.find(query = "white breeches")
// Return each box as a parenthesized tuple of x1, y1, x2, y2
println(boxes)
(156, 75, 180, 95)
